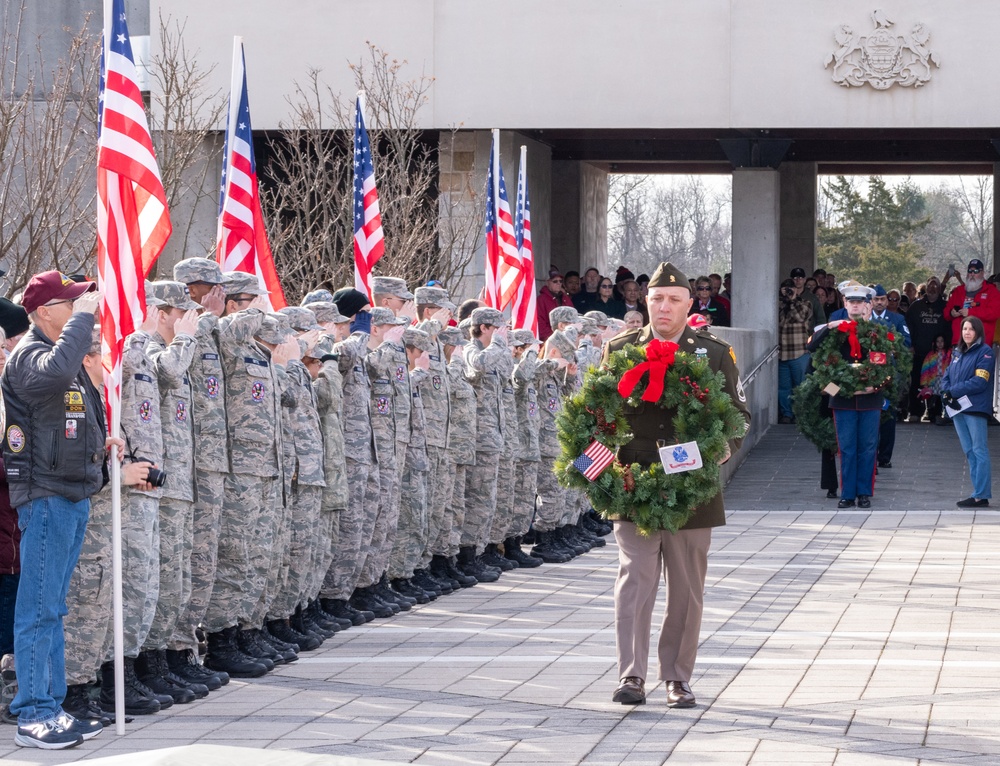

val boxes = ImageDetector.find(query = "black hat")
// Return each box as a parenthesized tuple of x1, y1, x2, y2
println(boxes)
(331, 288, 371, 319)
(648, 262, 689, 288)
(790, 268, 806, 278)
(0, 297, 29, 339)
(968, 259, 985, 272)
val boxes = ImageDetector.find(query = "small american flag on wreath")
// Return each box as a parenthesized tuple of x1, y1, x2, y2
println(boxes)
(573, 440, 616, 481)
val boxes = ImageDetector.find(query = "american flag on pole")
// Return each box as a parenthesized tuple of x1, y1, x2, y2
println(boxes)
(217, 37, 286, 309)
(573, 440, 616, 482)
(353, 94, 385, 302)
(512, 146, 537, 334)
(97, 0, 171, 411)
(483, 129, 521, 309)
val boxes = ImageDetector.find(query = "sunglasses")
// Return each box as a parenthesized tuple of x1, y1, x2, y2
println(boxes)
(600, 284, 613, 289)
(696, 286, 711, 291)
(888, 297, 900, 302)
(969, 268, 983, 274)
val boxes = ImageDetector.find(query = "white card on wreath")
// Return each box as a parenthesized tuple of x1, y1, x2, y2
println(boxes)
(659, 441, 703, 474)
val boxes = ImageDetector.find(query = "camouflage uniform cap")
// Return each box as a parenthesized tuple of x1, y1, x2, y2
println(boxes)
(144, 279, 165, 309)
(470, 307, 504, 327)
(548, 306, 580, 327)
(510, 329, 539, 347)
(256, 313, 293, 345)
(149, 280, 200, 311)
(370, 306, 408, 326)
(579, 318, 600, 337)
(371, 276, 414, 300)
(438, 326, 467, 347)
(546, 329, 577, 359)
(301, 288, 335, 306)
(279, 305, 323, 332)
(223, 271, 270, 296)
(305, 334, 336, 360)
(457, 318, 473, 341)
(402, 327, 434, 353)
(307, 300, 350, 324)
(174, 257, 224, 285)
(584, 310, 610, 328)
(648, 261, 689, 288)
(413, 285, 457, 311)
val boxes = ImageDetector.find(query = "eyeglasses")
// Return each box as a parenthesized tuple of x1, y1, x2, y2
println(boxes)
(696, 286, 711, 292)
(600, 284, 613, 289)
(43, 299, 73, 308)
(969, 268, 983, 274)
(888, 297, 900, 303)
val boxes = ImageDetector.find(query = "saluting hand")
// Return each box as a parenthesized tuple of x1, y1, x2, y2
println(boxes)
(73, 291, 101, 316)
(200, 285, 226, 317)
(174, 309, 200, 338)
(384, 325, 406, 345)
(431, 308, 452, 326)
(248, 295, 269, 312)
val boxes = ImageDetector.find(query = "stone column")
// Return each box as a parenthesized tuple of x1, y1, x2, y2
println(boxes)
(993, 163, 1000, 274)
(732, 169, 780, 336)
(779, 162, 817, 280)
(550, 161, 608, 277)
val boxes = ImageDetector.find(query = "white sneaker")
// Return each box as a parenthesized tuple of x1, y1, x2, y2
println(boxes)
(14, 718, 84, 749)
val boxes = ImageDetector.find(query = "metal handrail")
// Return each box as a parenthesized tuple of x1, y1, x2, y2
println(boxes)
(741, 345, 779, 390)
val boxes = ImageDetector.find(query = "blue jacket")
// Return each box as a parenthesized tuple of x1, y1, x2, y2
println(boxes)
(941, 340, 995, 416)
(869, 310, 912, 348)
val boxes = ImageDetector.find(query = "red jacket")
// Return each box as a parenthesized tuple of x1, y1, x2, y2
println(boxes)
(0, 456, 19, 575)
(943, 281, 1000, 345)
(536, 286, 573, 341)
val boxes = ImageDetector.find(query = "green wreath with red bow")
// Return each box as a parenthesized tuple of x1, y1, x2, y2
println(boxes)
(555, 339, 748, 535)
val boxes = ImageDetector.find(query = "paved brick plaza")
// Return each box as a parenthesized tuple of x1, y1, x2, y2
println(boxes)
(3, 422, 999, 765)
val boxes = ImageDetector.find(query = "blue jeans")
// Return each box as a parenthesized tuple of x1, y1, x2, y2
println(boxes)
(778, 353, 810, 418)
(10, 496, 89, 724)
(0, 573, 18, 656)
(953, 413, 992, 500)
(833, 408, 880, 500)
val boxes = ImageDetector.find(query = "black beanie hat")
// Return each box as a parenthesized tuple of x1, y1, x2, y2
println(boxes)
(331, 288, 371, 319)
(0, 297, 29, 339)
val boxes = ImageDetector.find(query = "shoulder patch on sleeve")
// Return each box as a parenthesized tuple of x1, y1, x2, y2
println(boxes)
(729, 347, 737, 365)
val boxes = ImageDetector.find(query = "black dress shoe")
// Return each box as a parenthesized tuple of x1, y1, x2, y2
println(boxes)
(878, 460, 892, 468)
(857, 495, 871, 508)
(826, 489, 838, 499)
(957, 497, 989, 508)
(837, 498, 855, 508)
(611, 676, 645, 705)
(665, 680, 696, 708)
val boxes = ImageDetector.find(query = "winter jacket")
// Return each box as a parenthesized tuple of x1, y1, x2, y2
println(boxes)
(941, 339, 995, 417)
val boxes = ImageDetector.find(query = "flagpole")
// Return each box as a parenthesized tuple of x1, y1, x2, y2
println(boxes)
(101, 0, 127, 736)
(216, 36, 243, 263)
(492, 128, 502, 312)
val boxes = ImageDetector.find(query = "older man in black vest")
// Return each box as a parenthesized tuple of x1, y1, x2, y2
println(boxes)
(602, 262, 750, 708)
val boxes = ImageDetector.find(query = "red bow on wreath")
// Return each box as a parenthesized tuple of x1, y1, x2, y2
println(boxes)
(837, 321, 862, 360)
(618, 339, 679, 402)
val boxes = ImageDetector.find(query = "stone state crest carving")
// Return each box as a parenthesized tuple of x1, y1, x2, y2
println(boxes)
(825, 9, 939, 89)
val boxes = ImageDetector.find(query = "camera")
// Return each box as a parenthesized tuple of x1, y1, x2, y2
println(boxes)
(780, 286, 795, 298)
(133, 457, 166, 488)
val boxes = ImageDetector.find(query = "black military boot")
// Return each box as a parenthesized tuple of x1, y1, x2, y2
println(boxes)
(99, 658, 162, 716)
(64, 683, 114, 726)
(259, 621, 303, 658)
(458, 547, 500, 583)
(204, 627, 269, 678)
(530, 530, 572, 563)
(377, 573, 413, 610)
(323, 597, 373, 625)
(235, 628, 278, 669)
(504, 537, 542, 568)
(350, 586, 395, 618)
(424, 561, 458, 593)
(306, 600, 344, 633)
(577, 517, 606, 547)
(268, 617, 320, 652)
(135, 650, 200, 703)
(293, 604, 333, 640)
(165, 648, 225, 691)
(482, 543, 517, 571)
(440, 555, 477, 588)
(315, 599, 353, 630)
(413, 568, 449, 596)
(556, 525, 590, 556)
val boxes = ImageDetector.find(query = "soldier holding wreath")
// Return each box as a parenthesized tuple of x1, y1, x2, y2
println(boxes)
(581, 262, 750, 709)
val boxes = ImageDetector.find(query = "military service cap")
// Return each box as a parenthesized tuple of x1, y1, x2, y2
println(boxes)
(370, 306, 408, 326)
(510, 329, 539, 347)
(301, 288, 335, 305)
(144, 279, 165, 309)
(839, 280, 875, 302)
(308, 301, 350, 324)
(256, 313, 293, 345)
(470, 307, 504, 328)
(584, 310, 610, 328)
(413, 286, 457, 311)
(457, 318, 473, 340)
(579, 319, 600, 337)
(439, 327, 467, 347)
(546, 329, 577, 359)
(279, 305, 323, 332)
(149, 280, 200, 311)
(548, 306, 580, 327)
(648, 262, 689, 288)
(174, 257, 224, 286)
(224, 271, 269, 297)
(372, 276, 414, 300)
(306, 334, 336, 360)
(402, 327, 433, 352)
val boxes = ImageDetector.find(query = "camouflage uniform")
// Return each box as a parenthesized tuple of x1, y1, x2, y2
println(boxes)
(320, 331, 379, 601)
(142, 316, 198, 652)
(534, 352, 575, 532)
(488, 354, 518, 547)
(203, 306, 282, 633)
(461, 321, 508, 553)
(311, 334, 348, 602)
(439, 341, 476, 558)
(169, 310, 229, 652)
(357, 315, 410, 589)
(111, 332, 163, 661)
(268, 354, 325, 619)
(509, 346, 542, 539)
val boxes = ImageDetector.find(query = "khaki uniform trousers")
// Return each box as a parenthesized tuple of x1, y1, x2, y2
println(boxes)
(613, 520, 711, 684)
